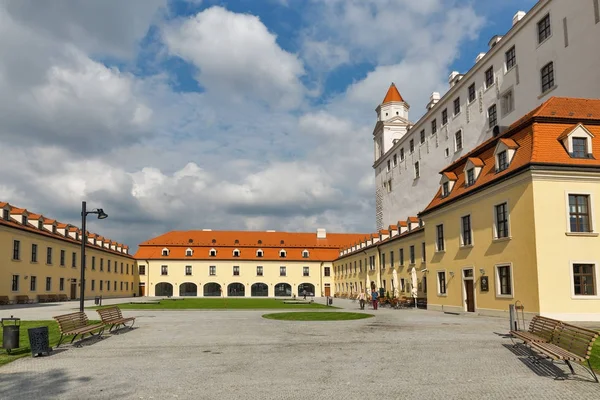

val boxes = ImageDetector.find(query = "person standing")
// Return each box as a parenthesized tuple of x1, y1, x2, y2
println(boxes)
(371, 289, 378, 310)
(302, 289, 307, 300)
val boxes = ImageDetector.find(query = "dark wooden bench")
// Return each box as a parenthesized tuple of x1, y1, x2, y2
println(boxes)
(0, 296, 14, 305)
(58, 294, 69, 302)
(37, 294, 53, 303)
(528, 323, 598, 382)
(15, 295, 34, 304)
(96, 306, 136, 332)
(49, 294, 60, 302)
(53, 312, 105, 347)
(510, 315, 562, 344)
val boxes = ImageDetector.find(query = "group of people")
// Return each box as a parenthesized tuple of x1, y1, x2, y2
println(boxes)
(357, 289, 380, 310)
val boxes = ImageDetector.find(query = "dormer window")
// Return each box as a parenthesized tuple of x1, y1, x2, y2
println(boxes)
(258, 240, 262, 244)
(22, 216, 28, 225)
(466, 169, 475, 186)
(572, 138, 588, 158)
(302, 250, 309, 258)
(279, 249, 287, 258)
(212, 239, 216, 244)
(233, 249, 240, 257)
(52, 225, 57, 234)
(234, 239, 239, 244)
(280, 240, 285, 245)
(75, 232, 79, 240)
(162, 248, 169, 256)
(558, 124, 594, 159)
(494, 138, 518, 172)
(256, 249, 264, 258)
(185, 248, 193, 257)
(209, 249, 217, 257)
(38, 220, 43, 229)
(2, 209, 8, 220)
(439, 172, 457, 198)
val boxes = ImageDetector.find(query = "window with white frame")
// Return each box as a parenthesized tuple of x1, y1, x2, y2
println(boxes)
(256, 266, 263, 276)
(185, 265, 192, 276)
(209, 249, 217, 257)
(442, 182, 450, 197)
(400, 148, 405, 161)
(161, 248, 169, 256)
(437, 271, 447, 295)
(387, 159, 391, 172)
(444, 148, 449, 158)
(392, 154, 397, 167)
(233, 249, 240, 257)
(303, 266, 309, 276)
(453, 97, 461, 115)
(541, 62, 555, 93)
(409, 246, 415, 264)
(302, 249, 309, 258)
(442, 109, 448, 125)
(572, 264, 596, 296)
(414, 162, 420, 179)
(233, 266, 239, 276)
(256, 249, 264, 257)
(572, 138, 589, 158)
(494, 202, 509, 239)
(409, 139, 415, 153)
(466, 168, 475, 187)
(420, 130, 425, 144)
(431, 119, 437, 135)
(455, 130, 463, 152)
(461, 215, 472, 246)
(209, 265, 216, 275)
(496, 150, 509, 171)
(496, 265, 513, 296)
(280, 266, 286, 276)
(185, 248, 193, 256)
(468, 83, 476, 103)
(161, 265, 168, 275)
(501, 89, 514, 117)
(399, 248, 404, 266)
(436, 224, 445, 251)
(568, 194, 592, 232)
(485, 66, 494, 88)
(279, 249, 286, 258)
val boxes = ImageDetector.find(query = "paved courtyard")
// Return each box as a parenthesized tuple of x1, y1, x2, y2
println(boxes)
(1, 299, 599, 400)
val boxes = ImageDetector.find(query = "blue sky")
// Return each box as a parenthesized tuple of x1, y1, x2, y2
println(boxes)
(0, 0, 538, 251)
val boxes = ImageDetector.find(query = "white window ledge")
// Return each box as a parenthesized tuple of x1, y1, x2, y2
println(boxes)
(571, 295, 600, 300)
(565, 232, 599, 237)
(460, 245, 474, 249)
(495, 294, 514, 299)
(437, 293, 448, 297)
(492, 237, 512, 243)
(538, 85, 558, 99)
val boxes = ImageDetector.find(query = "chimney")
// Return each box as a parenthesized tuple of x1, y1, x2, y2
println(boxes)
(427, 92, 441, 110)
(475, 52, 486, 63)
(266, 230, 276, 232)
(488, 35, 503, 49)
(512, 11, 526, 26)
(448, 71, 459, 87)
(316, 228, 327, 239)
(201, 228, 212, 231)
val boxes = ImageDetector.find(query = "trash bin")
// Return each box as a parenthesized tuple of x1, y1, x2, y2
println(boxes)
(328, 297, 333, 306)
(1, 316, 20, 354)
(94, 296, 102, 306)
(28, 326, 51, 357)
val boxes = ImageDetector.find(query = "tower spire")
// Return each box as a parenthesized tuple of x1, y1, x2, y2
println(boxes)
(382, 82, 404, 104)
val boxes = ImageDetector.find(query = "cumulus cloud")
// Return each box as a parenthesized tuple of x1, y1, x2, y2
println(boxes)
(162, 6, 305, 109)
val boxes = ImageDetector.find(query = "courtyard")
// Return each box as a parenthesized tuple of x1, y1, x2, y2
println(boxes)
(1, 298, 599, 399)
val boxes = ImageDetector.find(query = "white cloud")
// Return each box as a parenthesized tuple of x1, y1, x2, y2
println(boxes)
(162, 6, 306, 109)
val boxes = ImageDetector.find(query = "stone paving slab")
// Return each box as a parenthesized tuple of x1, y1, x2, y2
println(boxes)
(1, 299, 599, 399)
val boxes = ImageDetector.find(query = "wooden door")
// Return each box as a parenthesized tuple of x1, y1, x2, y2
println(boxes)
(70, 282, 77, 300)
(139, 285, 145, 297)
(324, 287, 331, 297)
(464, 280, 475, 312)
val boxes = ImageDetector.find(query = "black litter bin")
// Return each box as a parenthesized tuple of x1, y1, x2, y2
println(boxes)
(2, 317, 20, 354)
(328, 297, 333, 305)
(94, 296, 102, 306)
(28, 327, 51, 357)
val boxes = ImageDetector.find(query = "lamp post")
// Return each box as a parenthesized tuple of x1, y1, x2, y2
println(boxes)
(80, 201, 108, 312)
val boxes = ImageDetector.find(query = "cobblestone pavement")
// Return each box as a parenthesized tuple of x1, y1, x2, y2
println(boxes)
(1, 298, 599, 400)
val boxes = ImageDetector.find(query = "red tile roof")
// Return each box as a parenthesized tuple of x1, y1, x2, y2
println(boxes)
(421, 97, 600, 214)
(467, 157, 484, 167)
(382, 83, 404, 104)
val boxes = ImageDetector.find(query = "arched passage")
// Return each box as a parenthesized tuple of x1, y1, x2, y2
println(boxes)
(227, 283, 245, 297)
(274, 283, 291, 297)
(204, 282, 222, 297)
(155, 282, 173, 297)
(251, 282, 268, 297)
(179, 282, 197, 296)
(298, 283, 315, 297)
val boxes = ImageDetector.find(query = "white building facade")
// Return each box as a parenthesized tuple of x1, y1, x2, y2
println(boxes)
(374, 0, 600, 229)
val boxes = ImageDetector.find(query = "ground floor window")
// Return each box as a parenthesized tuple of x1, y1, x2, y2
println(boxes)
(298, 283, 315, 297)
(496, 265, 512, 296)
(228, 282, 245, 296)
(437, 272, 446, 295)
(274, 283, 291, 296)
(179, 282, 197, 296)
(573, 264, 596, 296)
(204, 282, 221, 297)
(155, 282, 173, 296)
(11, 275, 19, 291)
(251, 282, 268, 296)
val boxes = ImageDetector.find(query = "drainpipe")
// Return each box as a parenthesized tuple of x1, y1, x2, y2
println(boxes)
(319, 261, 324, 297)
(145, 259, 151, 297)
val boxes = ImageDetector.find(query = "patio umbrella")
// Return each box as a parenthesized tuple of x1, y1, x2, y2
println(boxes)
(365, 274, 370, 296)
(410, 267, 418, 308)
(392, 268, 399, 298)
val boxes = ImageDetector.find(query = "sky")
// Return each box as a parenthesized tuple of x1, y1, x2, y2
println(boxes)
(0, 0, 537, 252)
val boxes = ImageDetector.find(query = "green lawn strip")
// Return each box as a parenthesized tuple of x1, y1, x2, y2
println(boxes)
(262, 312, 373, 321)
(589, 340, 600, 372)
(91, 298, 334, 310)
(0, 320, 100, 367)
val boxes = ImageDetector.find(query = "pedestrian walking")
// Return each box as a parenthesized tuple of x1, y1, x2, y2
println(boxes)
(371, 289, 378, 310)
(358, 291, 366, 310)
(302, 289, 307, 300)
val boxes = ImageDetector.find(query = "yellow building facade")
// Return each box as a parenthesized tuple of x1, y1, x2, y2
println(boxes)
(135, 229, 366, 298)
(1, 202, 137, 303)
(333, 218, 427, 301)
(420, 98, 600, 321)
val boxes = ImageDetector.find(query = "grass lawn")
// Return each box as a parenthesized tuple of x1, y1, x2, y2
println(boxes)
(0, 321, 61, 367)
(590, 340, 600, 372)
(262, 312, 373, 321)
(92, 298, 333, 310)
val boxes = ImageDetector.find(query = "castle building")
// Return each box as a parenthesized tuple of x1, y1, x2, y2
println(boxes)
(134, 229, 366, 298)
(374, 0, 600, 230)
(0, 202, 136, 303)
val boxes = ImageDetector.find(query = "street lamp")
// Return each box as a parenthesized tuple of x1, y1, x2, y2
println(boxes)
(80, 201, 108, 312)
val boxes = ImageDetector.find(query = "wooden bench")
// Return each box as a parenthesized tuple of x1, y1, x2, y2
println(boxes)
(53, 312, 105, 347)
(96, 306, 136, 332)
(510, 315, 562, 344)
(15, 295, 34, 304)
(528, 323, 598, 382)
(37, 294, 53, 303)
(0, 296, 14, 305)
(58, 294, 69, 302)
(49, 294, 60, 302)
